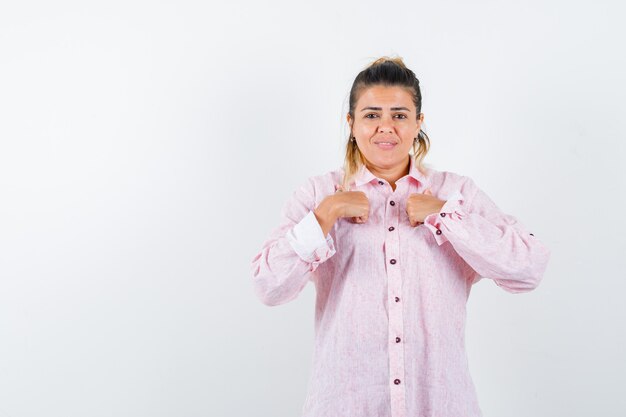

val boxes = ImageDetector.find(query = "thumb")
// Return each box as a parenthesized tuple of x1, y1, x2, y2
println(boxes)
(423, 188, 432, 195)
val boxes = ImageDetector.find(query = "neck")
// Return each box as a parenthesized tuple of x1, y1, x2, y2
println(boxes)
(366, 156, 411, 187)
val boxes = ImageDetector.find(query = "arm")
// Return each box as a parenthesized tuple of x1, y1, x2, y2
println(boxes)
(422, 177, 551, 293)
(250, 178, 337, 306)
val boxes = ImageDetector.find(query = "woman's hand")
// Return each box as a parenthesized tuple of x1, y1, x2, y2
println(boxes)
(331, 184, 370, 224)
(313, 185, 370, 236)
(406, 188, 446, 227)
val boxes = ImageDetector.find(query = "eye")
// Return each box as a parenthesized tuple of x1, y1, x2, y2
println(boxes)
(364, 113, 408, 119)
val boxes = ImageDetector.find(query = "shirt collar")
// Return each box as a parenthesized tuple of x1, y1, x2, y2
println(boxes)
(353, 157, 429, 187)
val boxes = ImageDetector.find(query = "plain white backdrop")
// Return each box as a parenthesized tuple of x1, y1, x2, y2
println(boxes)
(1, 1, 625, 416)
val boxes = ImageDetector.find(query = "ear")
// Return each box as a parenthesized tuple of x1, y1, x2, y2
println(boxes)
(415, 112, 424, 136)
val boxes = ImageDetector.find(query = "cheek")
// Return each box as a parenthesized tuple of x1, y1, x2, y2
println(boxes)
(399, 142, 414, 154)
(356, 123, 375, 133)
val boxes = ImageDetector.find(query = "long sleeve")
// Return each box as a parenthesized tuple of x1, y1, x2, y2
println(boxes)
(250, 178, 336, 306)
(423, 177, 551, 293)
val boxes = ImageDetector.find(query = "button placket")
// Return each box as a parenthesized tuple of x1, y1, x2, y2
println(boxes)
(385, 195, 407, 417)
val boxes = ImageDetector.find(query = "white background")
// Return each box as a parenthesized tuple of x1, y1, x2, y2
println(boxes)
(1, 1, 624, 416)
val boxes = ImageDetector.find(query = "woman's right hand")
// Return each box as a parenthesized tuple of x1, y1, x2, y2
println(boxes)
(331, 184, 370, 224)
(314, 185, 370, 236)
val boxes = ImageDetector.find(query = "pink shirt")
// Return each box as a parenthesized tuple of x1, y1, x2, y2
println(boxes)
(250, 156, 551, 417)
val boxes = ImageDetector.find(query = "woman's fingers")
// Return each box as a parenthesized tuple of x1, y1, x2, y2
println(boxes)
(409, 218, 424, 227)
(335, 184, 368, 223)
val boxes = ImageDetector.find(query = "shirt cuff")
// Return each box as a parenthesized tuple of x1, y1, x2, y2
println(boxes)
(286, 210, 336, 263)
(423, 191, 469, 245)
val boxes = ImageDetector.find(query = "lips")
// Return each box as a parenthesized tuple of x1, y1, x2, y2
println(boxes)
(374, 138, 399, 145)
(375, 141, 397, 150)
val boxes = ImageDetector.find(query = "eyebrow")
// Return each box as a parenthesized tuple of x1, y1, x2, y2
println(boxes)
(360, 106, 411, 112)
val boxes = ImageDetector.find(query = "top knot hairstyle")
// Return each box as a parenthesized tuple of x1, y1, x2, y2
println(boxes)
(341, 56, 430, 190)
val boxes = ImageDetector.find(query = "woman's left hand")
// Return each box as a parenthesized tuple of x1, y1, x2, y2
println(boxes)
(406, 188, 446, 227)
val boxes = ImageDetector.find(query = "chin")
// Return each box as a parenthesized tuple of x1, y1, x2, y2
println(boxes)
(368, 157, 401, 168)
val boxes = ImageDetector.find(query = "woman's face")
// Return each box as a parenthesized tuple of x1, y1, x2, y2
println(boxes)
(347, 85, 424, 171)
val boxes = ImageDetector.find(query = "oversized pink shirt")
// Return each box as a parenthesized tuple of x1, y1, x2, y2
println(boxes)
(250, 157, 551, 417)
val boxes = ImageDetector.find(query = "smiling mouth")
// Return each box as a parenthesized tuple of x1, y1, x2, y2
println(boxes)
(374, 141, 397, 149)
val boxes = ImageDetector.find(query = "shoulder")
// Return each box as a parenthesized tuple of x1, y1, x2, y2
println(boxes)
(425, 165, 474, 189)
(424, 165, 479, 202)
(290, 166, 344, 206)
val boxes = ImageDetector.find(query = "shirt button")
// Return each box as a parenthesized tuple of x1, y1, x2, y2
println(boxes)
(436, 229, 442, 235)
(394, 379, 401, 385)
(395, 296, 400, 302)
(396, 337, 401, 343)
(440, 212, 446, 217)
(378, 180, 384, 185)
(390, 259, 396, 264)
(390, 201, 395, 206)
(388, 226, 395, 232)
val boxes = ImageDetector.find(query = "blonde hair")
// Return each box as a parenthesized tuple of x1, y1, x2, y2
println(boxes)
(341, 56, 431, 190)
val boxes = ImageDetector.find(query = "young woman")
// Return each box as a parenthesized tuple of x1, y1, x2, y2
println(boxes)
(250, 56, 551, 417)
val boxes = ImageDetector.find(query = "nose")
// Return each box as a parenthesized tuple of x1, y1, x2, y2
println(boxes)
(378, 113, 393, 133)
